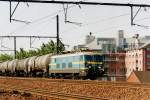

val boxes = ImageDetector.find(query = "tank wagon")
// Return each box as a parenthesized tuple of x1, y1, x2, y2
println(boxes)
(16, 58, 30, 76)
(0, 61, 9, 75)
(27, 56, 38, 76)
(7, 59, 18, 76)
(49, 52, 104, 79)
(33, 54, 51, 77)
(0, 54, 52, 77)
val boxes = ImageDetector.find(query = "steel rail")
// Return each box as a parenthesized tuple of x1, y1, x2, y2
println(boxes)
(0, 84, 108, 100)
(1, 76, 150, 89)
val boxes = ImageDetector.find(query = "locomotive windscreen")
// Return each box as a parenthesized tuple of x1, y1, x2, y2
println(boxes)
(85, 55, 103, 62)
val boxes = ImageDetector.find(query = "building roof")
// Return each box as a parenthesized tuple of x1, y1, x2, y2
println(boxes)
(129, 71, 150, 83)
(139, 40, 150, 49)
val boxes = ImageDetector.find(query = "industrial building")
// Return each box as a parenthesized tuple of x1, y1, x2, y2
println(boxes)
(73, 32, 116, 53)
(103, 53, 126, 81)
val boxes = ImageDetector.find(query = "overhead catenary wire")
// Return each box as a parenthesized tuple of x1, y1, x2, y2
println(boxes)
(61, 12, 130, 34)
(9, 0, 88, 35)
(61, 6, 150, 35)
(8, 0, 150, 36)
(94, 15, 150, 34)
(1, 0, 150, 7)
(0, 0, 149, 35)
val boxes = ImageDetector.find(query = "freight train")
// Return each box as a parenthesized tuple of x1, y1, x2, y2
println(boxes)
(0, 52, 104, 79)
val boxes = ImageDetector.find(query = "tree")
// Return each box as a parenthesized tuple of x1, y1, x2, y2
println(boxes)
(0, 54, 13, 62)
(15, 40, 65, 59)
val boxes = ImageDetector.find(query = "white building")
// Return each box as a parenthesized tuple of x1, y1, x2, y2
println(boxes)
(73, 32, 116, 53)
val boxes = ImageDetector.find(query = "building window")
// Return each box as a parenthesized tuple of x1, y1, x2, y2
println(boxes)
(147, 61, 150, 65)
(136, 60, 138, 63)
(120, 68, 125, 74)
(111, 69, 116, 74)
(147, 48, 150, 51)
(147, 55, 150, 58)
(132, 55, 134, 58)
(136, 53, 138, 57)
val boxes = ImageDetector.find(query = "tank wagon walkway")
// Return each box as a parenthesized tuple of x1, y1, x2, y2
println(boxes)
(0, 77, 150, 100)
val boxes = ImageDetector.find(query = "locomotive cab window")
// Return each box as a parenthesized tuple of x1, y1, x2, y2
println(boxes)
(85, 55, 93, 61)
(80, 55, 83, 61)
(62, 63, 66, 68)
(68, 62, 72, 68)
(56, 64, 60, 68)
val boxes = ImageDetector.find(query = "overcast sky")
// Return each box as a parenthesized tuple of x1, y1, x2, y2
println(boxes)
(0, 0, 150, 54)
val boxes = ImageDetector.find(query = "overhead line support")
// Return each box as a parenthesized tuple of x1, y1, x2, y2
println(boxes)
(1, 0, 150, 25)
(0, 35, 57, 58)
(0, 36, 56, 38)
(56, 15, 59, 54)
(0, 0, 149, 7)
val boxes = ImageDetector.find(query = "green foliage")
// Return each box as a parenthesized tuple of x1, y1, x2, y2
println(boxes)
(0, 54, 13, 62)
(0, 40, 65, 61)
(16, 40, 65, 59)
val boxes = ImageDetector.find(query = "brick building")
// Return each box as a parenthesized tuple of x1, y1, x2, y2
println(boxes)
(125, 42, 150, 78)
(103, 53, 126, 81)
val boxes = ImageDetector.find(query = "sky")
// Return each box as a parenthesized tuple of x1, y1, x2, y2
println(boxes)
(0, 0, 150, 54)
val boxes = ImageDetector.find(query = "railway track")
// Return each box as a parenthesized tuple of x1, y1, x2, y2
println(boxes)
(1, 76, 150, 89)
(0, 83, 108, 100)
(1, 77, 150, 100)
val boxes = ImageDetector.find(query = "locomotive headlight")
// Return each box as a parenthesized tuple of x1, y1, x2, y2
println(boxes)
(88, 66, 91, 68)
(98, 66, 101, 69)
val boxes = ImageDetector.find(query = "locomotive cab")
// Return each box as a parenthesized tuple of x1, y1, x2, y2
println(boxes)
(84, 54, 104, 79)
(49, 52, 104, 79)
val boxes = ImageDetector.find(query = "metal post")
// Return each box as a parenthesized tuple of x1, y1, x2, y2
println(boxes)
(56, 15, 59, 54)
(10, 0, 11, 22)
(30, 36, 32, 48)
(14, 36, 16, 59)
(131, 6, 133, 25)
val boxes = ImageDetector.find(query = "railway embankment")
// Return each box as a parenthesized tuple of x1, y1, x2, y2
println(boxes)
(0, 77, 150, 100)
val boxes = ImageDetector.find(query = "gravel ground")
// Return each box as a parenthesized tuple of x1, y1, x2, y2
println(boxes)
(0, 89, 55, 100)
(0, 77, 150, 100)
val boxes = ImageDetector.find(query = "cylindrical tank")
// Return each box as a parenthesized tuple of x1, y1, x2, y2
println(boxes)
(16, 58, 30, 73)
(27, 56, 38, 73)
(0, 63, 2, 72)
(0, 61, 9, 73)
(7, 59, 18, 73)
(34, 54, 52, 72)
